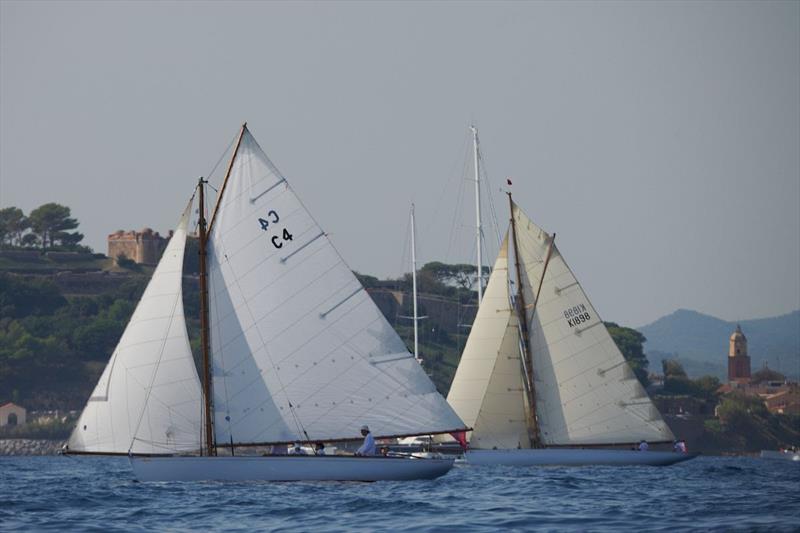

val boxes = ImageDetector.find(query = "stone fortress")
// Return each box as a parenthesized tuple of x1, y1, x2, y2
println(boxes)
(107, 228, 171, 265)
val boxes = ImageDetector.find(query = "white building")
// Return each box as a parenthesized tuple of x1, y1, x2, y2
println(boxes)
(0, 402, 27, 427)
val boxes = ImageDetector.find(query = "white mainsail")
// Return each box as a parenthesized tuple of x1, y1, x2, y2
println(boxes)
(69, 202, 203, 454)
(511, 201, 674, 446)
(207, 128, 466, 446)
(446, 233, 530, 449)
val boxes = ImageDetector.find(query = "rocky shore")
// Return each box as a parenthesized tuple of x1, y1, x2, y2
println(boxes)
(0, 439, 66, 456)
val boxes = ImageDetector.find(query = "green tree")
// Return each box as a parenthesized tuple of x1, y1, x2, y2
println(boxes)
(660, 358, 721, 399)
(404, 269, 454, 297)
(0, 207, 30, 248)
(751, 367, 786, 384)
(183, 237, 200, 275)
(716, 392, 769, 434)
(0, 273, 66, 317)
(56, 230, 85, 249)
(116, 253, 140, 271)
(72, 318, 124, 360)
(28, 203, 80, 251)
(661, 358, 692, 394)
(662, 359, 688, 378)
(606, 322, 650, 387)
(692, 375, 722, 400)
(69, 297, 99, 318)
(420, 262, 486, 291)
(20, 233, 38, 248)
(106, 299, 135, 321)
(0, 321, 66, 366)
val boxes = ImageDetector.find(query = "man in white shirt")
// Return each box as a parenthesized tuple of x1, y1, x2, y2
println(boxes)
(356, 425, 375, 456)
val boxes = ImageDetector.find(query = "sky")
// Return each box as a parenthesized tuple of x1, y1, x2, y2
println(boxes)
(1, 1, 798, 327)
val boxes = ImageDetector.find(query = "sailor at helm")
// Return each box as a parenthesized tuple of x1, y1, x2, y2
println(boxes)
(356, 425, 376, 456)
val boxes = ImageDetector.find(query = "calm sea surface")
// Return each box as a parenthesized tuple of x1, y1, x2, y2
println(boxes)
(1, 455, 797, 532)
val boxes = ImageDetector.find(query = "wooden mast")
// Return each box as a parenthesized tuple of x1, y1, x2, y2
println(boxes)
(198, 177, 214, 456)
(198, 123, 247, 456)
(507, 193, 542, 448)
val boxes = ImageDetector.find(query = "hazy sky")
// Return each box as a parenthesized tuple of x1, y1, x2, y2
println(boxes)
(1, 1, 798, 327)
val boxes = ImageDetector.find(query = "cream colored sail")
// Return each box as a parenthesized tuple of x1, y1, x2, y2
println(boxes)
(511, 202, 673, 445)
(446, 233, 530, 449)
(68, 202, 203, 454)
(207, 127, 466, 446)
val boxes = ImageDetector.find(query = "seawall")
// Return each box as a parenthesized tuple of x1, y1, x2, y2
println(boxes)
(0, 439, 66, 456)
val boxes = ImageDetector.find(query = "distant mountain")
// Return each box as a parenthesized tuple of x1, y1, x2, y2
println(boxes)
(638, 309, 800, 379)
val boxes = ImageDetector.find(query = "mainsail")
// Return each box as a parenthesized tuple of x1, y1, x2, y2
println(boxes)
(511, 201, 674, 446)
(69, 202, 203, 454)
(446, 233, 530, 449)
(207, 127, 466, 446)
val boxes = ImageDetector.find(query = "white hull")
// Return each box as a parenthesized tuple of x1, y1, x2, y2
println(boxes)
(465, 448, 697, 467)
(760, 450, 800, 462)
(130, 455, 455, 482)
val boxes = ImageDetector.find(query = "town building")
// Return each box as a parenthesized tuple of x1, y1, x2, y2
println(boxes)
(717, 325, 799, 415)
(0, 402, 27, 427)
(107, 228, 171, 265)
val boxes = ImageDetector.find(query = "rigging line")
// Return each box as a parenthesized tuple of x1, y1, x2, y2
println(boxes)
(208, 241, 233, 450)
(248, 311, 413, 434)
(398, 208, 411, 277)
(444, 143, 471, 263)
(477, 144, 503, 253)
(423, 129, 470, 238)
(213, 234, 311, 446)
(127, 265, 185, 454)
(116, 372, 201, 427)
(396, 209, 412, 348)
(205, 129, 238, 188)
(242, 134, 423, 371)
(191, 180, 207, 236)
(274, 296, 373, 371)
(224, 133, 424, 446)
(299, 347, 430, 437)
(217, 261, 343, 366)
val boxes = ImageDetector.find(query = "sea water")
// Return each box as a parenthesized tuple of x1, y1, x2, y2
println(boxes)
(1, 456, 797, 532)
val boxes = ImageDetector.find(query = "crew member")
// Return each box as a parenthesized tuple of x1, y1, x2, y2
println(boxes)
(356, 425, 375, 456)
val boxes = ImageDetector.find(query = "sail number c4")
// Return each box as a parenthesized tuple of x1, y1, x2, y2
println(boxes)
(563, 304, 591, 328)
(258, 210, 294, 248)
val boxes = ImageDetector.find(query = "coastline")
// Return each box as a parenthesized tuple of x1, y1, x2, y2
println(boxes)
(0, 439, 66, 456)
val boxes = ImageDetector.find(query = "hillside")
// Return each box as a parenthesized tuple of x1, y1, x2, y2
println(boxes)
(2, 257, 653, 411)
(0, 256, 478, 409)
(639, 309, 800, 379)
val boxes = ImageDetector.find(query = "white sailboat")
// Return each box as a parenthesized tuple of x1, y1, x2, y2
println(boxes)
(446, 194, 696, 466)
(67, 124, 468, 481)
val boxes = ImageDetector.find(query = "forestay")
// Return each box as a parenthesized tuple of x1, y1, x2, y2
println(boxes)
(207, 128, 465, 446)
(511, 202, 674, 445)
(447, 233, 530, 449)
(69, 202, 203, 454)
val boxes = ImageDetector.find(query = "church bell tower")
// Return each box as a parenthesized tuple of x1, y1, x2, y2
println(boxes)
(728, 324, 751, 383)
